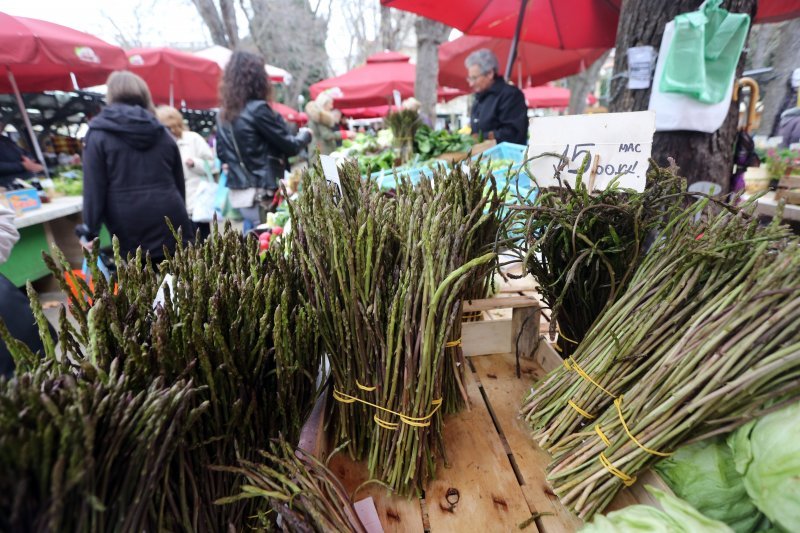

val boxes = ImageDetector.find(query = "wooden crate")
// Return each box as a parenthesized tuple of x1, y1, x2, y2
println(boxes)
(298, 296, 670, 532)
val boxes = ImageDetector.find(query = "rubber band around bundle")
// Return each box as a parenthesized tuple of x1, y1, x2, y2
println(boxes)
(599, 452, 637, 486)
(595, 425, 611, 447)
(567, 399, 595, 419)
(445, 338, 462, 348)
(356, 380, 376, 392)
(614, 395, 673, 457)
(564, 357, 617, 399)
(332, 388, 444, 430)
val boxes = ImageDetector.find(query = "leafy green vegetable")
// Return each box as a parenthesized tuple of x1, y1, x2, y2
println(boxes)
(729, 401, 800, 532)
(655, 438, 768, 533)
(580, 487, 733, 533)
(414, 126, 474, 159)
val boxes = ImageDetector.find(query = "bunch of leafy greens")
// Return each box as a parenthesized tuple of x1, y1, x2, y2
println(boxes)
(414, 125, 474, 159)
(580, 487, 733, 533)
(655, 439, 768, 533)
(729, 401, 800, 532)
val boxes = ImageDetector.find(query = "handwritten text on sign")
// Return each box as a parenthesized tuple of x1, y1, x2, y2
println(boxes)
(526, 111, 656, 192)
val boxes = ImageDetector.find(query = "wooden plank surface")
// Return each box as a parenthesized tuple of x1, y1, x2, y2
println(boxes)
(463, 294, 540, 312)
(471, 353, 583, 533)
(426, 367, 534, 532)
(462, 318, 512, 356)
(327, 453, 425, 533)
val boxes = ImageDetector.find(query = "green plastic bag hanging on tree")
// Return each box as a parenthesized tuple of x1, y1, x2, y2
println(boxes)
(660, 0, 750, 104)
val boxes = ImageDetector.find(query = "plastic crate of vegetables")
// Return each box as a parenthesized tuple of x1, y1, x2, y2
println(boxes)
(471, 142, 533, 190)
(371, 160, 451, 190)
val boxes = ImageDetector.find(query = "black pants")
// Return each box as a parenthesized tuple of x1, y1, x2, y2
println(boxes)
(194, 221, 211, 241)
(0, 275, 56, 377)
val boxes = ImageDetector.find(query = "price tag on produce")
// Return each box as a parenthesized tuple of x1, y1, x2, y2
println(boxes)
(527, 111, 655, 192)
(319, 155, 342, 203)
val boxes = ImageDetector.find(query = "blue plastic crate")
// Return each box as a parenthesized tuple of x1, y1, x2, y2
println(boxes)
(471, 142, 527, 165)
(370, 160, 450, 189)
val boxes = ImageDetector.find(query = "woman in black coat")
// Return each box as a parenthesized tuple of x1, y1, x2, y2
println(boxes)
(82, 71, 192, 262)
(216, 51, 311, 230)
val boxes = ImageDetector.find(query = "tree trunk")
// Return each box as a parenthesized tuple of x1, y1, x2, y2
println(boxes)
(220, 0, 239, 48)
(414, 17, 450, 125)
(610, 0, 757, 192)
(380, 6, 393, 50)
(567, 51, 610, 115)
(191, 0, 230, 47)
(757, 19, 800, 136)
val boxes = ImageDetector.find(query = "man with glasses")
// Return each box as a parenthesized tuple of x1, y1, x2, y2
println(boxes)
(465, 49, 528, 145)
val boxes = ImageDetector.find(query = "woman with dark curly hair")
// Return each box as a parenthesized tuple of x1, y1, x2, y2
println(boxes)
(216, 51, 312, 229)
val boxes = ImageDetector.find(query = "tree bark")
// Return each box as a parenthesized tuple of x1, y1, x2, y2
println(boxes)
(414, 17, 450, 125)
(567, 51, 610, 115)
(192, 0, 230, 47)
(609, 0, 757, 192)
(220, 0, 239, 47)
(380, 6, 393, 50)
(757, 19, 800, 136)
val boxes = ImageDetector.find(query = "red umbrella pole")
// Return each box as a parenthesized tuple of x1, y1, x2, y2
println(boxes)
(505, 0, 529, 80)
(6, 68, 50, 179)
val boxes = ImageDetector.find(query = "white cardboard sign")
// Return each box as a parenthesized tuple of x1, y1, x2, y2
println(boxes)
(526, 111, 656, 192)
(319, 154, 342, 200)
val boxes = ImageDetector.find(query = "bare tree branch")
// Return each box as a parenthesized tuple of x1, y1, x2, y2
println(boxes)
(191, 0, 229, 47)
(220, 0, 239, 47)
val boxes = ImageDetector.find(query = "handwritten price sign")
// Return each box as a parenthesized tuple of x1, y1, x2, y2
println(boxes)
(526, 111, 656, 192)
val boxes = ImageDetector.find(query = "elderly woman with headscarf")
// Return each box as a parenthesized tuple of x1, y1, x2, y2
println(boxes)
(305, 91, 354, 161)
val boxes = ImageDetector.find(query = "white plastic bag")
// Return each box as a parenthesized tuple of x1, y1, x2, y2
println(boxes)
(648, 21, 734, 133)
(191, 164, 218, 223)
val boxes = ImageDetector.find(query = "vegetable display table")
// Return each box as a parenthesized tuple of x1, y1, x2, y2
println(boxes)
(1, 196, 85, 287)
(742, 191, 800, 222)
(299, 292, 672, 533)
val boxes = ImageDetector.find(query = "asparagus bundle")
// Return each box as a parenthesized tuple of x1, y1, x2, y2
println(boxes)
(0, 335, 198, 532)
(35, 223, 323, 530)
(288, 161, 503, 495)
(522, 203, 791, 450)
(507, 162, 684, 356)
(385, 109, 421, 164)
(547, 237, 800, 518)
(216, 441, 367, 532)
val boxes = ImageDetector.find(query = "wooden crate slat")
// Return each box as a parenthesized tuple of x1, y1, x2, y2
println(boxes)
(426, 368, 535, 532)
(470, 353, 583, 533)
(327, 453, 425, 533)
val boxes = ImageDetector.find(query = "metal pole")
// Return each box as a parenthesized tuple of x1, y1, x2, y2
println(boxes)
(504, 0, 529, 80)
(7, 68, 50, 179)
(169, 65, 174, 107)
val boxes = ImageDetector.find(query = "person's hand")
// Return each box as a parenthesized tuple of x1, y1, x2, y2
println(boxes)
(185, 158, 195, 168)
(21, 156, 44, 173)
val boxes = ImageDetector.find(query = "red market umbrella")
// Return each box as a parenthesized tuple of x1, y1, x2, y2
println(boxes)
(0, 13, 127, 177)
(126, 47, 221, 109)
(439, 35, 607, 91)
(522, 85, 596, 109)
(311, 52, 415, 108)
(340, 105, 395, 119)
(311, 51, 467, 109)
(0, 13, 127, 93)
(270, 101, 307, 125)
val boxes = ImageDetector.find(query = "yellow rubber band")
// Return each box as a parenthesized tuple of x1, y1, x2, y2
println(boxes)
(568, 358, 617, 399)
(356, 380, 376, 392)
(373, 414, 399, 430)
(567, 399, 595, 419)
(333, 389, 443, 428)
(445, 338, 462, 348)
(599, 453, 637, 487)
(562, 359, 572, 370)
(595, 425, 611, 447)
(614, 395, 673, 457)
(462, 311, 482, 320)
(553, 343, 563, 353)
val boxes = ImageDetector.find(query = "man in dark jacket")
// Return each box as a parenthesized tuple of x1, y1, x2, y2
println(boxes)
(0, 118, 43, 186)
(82, 71, 192, 261)
(466, 49, 528, 145)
